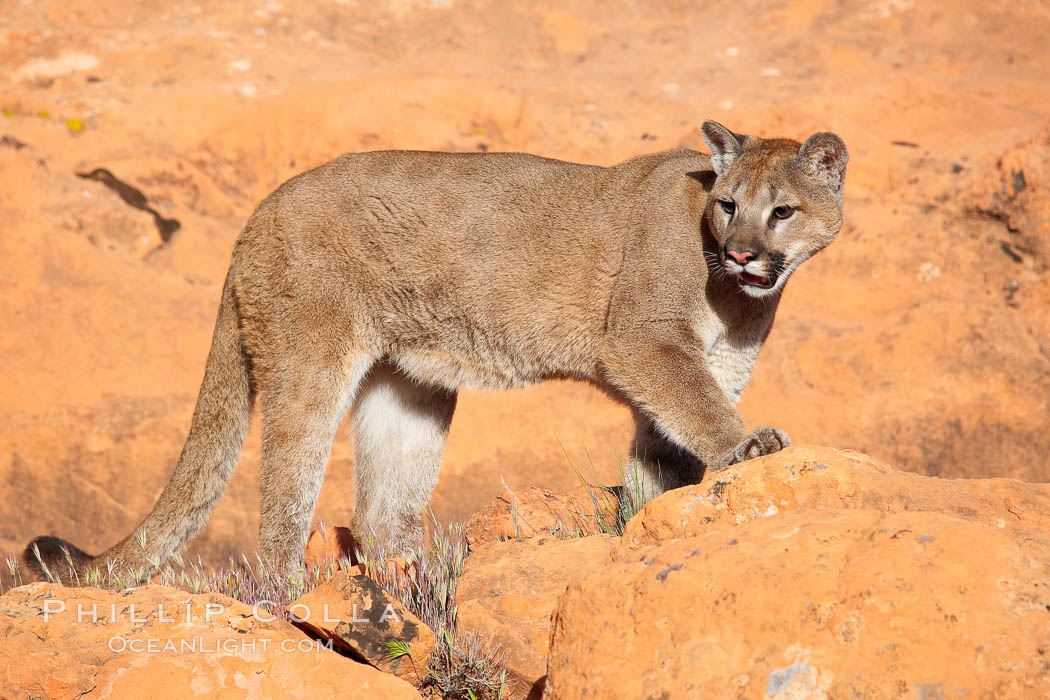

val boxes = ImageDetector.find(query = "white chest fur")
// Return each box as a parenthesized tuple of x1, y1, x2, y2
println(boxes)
(697, 313, 768, 406)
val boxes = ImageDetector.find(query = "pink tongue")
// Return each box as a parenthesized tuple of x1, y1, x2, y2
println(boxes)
(740, 271, 766, 285)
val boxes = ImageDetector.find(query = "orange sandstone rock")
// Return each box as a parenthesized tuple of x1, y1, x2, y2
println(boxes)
(304, 525, 360, 569)
(457, 535, 617, 698)
(623, 445, 1050, 548)
(0, 582, 421, 699)
(544, 448, 1050, 698)
(289, 570, 435, 685)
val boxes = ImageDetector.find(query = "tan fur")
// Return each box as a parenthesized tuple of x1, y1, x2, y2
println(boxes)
(25, 121, 848, 581)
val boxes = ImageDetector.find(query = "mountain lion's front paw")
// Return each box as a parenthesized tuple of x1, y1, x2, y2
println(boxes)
(713, 427, 791, 471)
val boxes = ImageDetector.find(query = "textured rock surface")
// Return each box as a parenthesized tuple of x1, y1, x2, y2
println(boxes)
(966, 126, 1050, 268)
(544, 448, 1050, 698)
(0, 582, 421, 699)
(290, 570, 435, 685)
(304, 525, 360, 569)
(465, 485, 622, 546)
(457, 535, 617, 697)
(623, 445, 1050, 547)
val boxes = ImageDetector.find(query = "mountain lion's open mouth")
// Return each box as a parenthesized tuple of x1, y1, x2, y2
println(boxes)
(737, 270, 776, 289)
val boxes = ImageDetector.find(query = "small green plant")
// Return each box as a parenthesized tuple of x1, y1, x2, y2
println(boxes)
(385, 639, 413, 660)
(510, 501, 523, 539)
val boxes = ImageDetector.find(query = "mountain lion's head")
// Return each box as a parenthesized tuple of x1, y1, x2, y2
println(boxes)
(701, 120, 849, 298)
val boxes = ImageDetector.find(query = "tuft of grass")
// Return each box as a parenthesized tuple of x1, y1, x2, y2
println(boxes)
(517, 435, 658, 540)
(10, 547, 342, 617)
(615, 447, 660, 532)
(3, 555, 25, 593)
(354, 512, 506, 699)
(428, 628, 507, 700)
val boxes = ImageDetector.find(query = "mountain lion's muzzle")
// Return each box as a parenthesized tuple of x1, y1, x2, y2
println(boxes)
(721, 245, 785, 289)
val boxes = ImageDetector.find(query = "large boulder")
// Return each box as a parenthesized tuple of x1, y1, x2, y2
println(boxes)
(543, 447, 1050, 698)
(623, 445, 1050, 547)
(0, 582, 421, 699)
(457, 534, 617, 698)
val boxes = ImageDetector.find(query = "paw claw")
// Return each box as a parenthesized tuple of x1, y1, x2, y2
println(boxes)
(716, 426, 790, 470)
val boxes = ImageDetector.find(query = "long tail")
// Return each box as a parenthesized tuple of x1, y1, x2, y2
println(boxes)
(24, 271, 255, 584)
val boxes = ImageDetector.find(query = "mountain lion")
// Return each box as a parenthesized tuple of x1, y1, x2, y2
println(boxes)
(26, 120, 848, 581)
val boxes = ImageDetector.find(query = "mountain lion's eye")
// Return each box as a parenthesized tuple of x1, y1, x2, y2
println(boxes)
(772, 205, 795, 220)
(719, 200, 736, 215)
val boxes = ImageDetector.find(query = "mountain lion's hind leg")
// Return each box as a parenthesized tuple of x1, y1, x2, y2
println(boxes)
(351, 363, 457, 554)
(257, 351, 374, 570)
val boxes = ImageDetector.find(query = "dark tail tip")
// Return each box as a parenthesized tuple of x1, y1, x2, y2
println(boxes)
(23, 536, 95, 584)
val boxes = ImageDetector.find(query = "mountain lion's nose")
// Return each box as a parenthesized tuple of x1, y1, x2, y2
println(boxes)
(726, 249, 755, 265)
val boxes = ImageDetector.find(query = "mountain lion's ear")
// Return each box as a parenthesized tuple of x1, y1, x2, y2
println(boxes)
(701, 120, 747, 177)
(797, 132, 849, 199)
